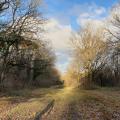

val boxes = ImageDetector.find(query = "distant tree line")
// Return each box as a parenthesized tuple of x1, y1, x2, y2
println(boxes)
(0, 0, 61, 90)
(66, 3, 120, 89)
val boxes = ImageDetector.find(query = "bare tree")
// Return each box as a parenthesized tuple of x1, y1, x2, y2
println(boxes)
(0, 0, 45, 88)
(70, 23, 106, 88)
(104, 4, 120, 85)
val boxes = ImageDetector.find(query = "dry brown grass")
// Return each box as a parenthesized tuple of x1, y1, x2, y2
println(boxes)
(0, 87, 120, 120)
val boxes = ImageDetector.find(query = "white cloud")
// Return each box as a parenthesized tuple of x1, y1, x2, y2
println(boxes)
(43, 2, 108, 72)
(95, 7, 106, 15)
(45, 18, 72, 51)
(56, 51, 72, 73)
(57, 62, 68, 73)
(75, 3, 107, 27)
(71, 3, 106, 16)
(77, 18, 105, 29)
(44, 19, 73, 72)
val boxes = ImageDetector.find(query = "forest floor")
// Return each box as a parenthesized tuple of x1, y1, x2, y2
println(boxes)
(0, 87, 120, 120)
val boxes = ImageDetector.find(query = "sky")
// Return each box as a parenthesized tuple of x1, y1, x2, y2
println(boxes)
(42, 0, 119, 73)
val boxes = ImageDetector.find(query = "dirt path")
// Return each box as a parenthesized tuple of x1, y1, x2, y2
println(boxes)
(42, 88, 120, 120)
(0, 88, 120, 120)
